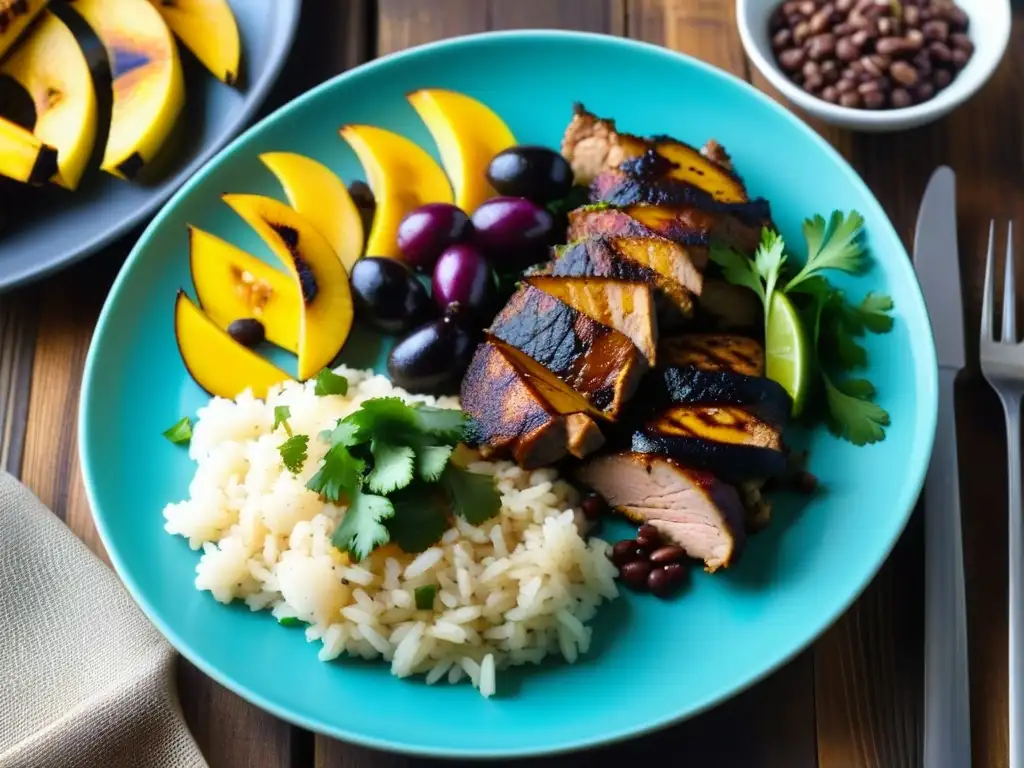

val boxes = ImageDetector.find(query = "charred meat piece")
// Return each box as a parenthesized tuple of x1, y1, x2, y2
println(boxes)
(560, 104, 749, 204)
(591, 170, 769, 254)
(645, 365, 791, 426)
(460, 342, 568, 469)
(490, 337, 604, 419)
(609, 235, 704, 294)
(551, 237, 694, 319)
(566, 413, 606, 459)
(659, 333, 765, 376)
(526, 275, 659, 367)
(694, 278, 762, 332)
(568, 204, 710, 250)
(631, 405, 787, 482)
(577, 452, 746, 571)
(488, 284, 648, 420)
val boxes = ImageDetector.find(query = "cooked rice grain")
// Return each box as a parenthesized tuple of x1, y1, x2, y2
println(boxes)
(163, 365, 619, 698)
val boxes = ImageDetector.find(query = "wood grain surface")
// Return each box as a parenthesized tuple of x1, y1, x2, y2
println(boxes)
(1, 1, 1022, 766)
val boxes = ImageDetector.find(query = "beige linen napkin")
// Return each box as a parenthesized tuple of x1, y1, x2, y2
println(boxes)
(0, 471, 207, 768)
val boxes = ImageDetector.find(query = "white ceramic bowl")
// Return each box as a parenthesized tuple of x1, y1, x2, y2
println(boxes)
(736, 0, 1011, 132)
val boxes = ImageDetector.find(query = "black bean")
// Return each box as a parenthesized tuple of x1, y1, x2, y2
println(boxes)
(922, 19, 949, 42)
(891, 87, 913, 108)
(836, 77, 856, 94)
(905, 29, 925, 51)
(929, 40, 953, 62)
(773, 28, 794, 51)
(903, 5, 920, 27)
(890, 60, 920, 86)
(778, 47, 807, 71)
(951, 48, 969, 70)
(636, 524, 661, 549)
(610, 539, 640, 566)
(875, 36, 906, 55)
(808, 33, 836, 60)
(821, 85, 840, 103)
(836, 37, 859, 61)
(580, 492, 606, 521)
(950, 32, 973, 54)
(620, 561, 653, 591)
(649, 545, 686, 565)
(227, 318, 266, 348)
(915, 81, 936, 102)
(794, 20, 812, 45)
(863, 90, 886, 109)
(649, 564, 686, 598)
(839, 91, 862, 108)
(934, 68, 953, 89)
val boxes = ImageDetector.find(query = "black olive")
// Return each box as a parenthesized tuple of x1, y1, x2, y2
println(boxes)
(486, 146, 574, 205)
(387, 306, 477, 395)
(350, 257, 434, 334)
(227, 318, 266, 347)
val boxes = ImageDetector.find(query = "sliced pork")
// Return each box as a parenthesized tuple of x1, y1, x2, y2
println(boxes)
(577, 452, 746, 571)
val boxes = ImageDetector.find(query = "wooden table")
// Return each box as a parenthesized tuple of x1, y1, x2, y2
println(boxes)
(0, 1, 1021, 765)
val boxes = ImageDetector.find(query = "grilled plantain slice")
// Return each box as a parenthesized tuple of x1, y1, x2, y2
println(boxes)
(609, 235, 705, 294)
(632, 405, 787, 482)
(647, 366, 791, 426)
(568, 204, 709, 248)
(461, 341, 568, 469)
(659, 333, 765, 376)
(490, 337, 603, 419)
(551, 237, 696, 320)
(488, 284, 647, 421)
(526, 275, 658, 366)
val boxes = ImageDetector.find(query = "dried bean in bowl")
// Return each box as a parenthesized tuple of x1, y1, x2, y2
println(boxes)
(767, 0, 975, 111)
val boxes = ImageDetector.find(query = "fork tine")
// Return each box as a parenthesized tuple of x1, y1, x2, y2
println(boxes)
(1005, 221, 1018, 343)
(982, 219, 997, 342)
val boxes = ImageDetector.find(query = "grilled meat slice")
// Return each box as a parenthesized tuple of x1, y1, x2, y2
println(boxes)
(568, 204, 710, 250)
(591, 171, 769, 254)
(659, 333, 765, 376)
(645, 365, 791, 426)
(560, 104, 748, 204)
(551, 237, 694, 319)
(631, 405, 787, 482)
(695, 278, 762, 332)
(566, 413, 606, 459)
(577, 452, 746, 571)
(488, 284, 648, 420)
(490, 337, 604, 419)
(609, 235, 705, 294)
(460, 342, 568, 469)
(526, 275, 659, 366)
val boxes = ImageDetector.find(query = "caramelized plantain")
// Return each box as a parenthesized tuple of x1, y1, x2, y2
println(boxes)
(659, 334, 765, 376)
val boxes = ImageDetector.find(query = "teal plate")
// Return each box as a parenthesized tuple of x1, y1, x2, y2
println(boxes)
(79, 31, 938, 759)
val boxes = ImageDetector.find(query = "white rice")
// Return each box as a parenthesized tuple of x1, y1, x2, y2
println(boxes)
(163, 365, 619, 698)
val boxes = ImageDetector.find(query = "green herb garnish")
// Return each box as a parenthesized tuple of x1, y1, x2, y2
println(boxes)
(278, 616, 303, 627)
(163, 417, 193, 445)
(278, 434, 309, 474)
(308, 398, 499, 561)
(414, 584, 438, 611)
(710, 210, 894, 446)
(273, 405, 293, 436)
(314, 368, 349, 396)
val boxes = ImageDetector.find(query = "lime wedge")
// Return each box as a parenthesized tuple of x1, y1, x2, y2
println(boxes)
(766, 291, 811, 417)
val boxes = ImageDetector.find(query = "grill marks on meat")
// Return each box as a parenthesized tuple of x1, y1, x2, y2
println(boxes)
(526, 275, 659, 367)
(659, 334, 765, 377)
(461, 342, 568, 469)
(577, 452, 746, 571)
(488, 285, 648, 420)
(568, 205, 709, 249)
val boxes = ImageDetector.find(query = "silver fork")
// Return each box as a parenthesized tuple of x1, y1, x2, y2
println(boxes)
(979, 219, 1022, 768)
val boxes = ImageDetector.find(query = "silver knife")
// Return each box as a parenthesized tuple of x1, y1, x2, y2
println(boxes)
(915, 165, 971, 768)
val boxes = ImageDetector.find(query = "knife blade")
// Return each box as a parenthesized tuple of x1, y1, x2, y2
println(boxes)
(915, 165, 971, 768)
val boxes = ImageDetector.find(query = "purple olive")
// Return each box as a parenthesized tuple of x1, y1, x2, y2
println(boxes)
(431, 243, 496, 317)
(486, 146, 574, 205)
(396, 203, 473, 272)
(471, 196, 557, 267)
(349, 257, 433, 334)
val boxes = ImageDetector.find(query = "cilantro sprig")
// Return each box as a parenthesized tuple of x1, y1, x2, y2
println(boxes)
(291, 397, 500, 560)
(163, 417, 193, 445)
(710, 210, 894, 446)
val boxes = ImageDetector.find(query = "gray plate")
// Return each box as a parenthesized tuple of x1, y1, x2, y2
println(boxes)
(0, 0, 300, 291)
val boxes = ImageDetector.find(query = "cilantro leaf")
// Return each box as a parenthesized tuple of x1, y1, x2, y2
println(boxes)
(414, 584, 438, 610)
(340, 397, 419, 444)
(279, 434, 309, 474)
(834, 331, 868, 370)
(306, 443, 366, 503)
(440, 465, 501, 525)
(822, 373, 890, 446)
(314, 369, 348, 396)
(843, 292, 895, 335)
(273, 405, 293, 437)
(331, 489, 394, 561)
(366, 440, 415, 494)
(755, 228, 787, 324)
(386, 484, 449, 554)
(709, 244, 765, 302)
(417, 445, 454, 482)
(163, 417, 193, 445)
(786, 210, 868, 292)
(321, 419, 361, 448)
(413, 406, 467, 445)
(278, 616, 303, 627)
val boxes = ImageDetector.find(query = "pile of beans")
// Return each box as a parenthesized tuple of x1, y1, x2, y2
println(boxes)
(610, 524, 688, 598)
(769, 0, 975, 110)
